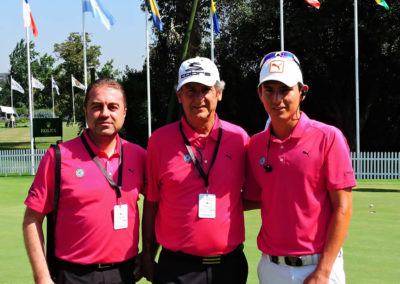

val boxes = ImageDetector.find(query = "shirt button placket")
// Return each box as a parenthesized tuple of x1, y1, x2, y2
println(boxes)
(279, 144, 285, 165)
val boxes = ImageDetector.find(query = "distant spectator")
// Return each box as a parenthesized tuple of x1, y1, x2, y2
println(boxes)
(10, 114, 15, 128)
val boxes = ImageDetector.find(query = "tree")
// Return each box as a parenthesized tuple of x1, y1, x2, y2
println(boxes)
(119, 67, 148, 148)
(97, 59, 121, 79)
(141, 0, 216, 130)
(6, 39, 55, 110)
(124, 0, 400, 150)
(214, 0, 400, 150)
(53, 32, 101, 123)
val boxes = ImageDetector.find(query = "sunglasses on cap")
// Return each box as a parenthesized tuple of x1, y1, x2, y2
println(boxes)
(259, 51, 301, 68)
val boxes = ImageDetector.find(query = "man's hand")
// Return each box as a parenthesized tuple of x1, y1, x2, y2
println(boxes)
(23, 207, 54, 284)
(141, 199, 159, 282)
(304, 269, 329, 284)
(133, 252, 143, 282)
(141, 252, 157, 282)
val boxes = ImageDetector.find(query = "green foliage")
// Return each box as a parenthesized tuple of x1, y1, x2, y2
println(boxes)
(142, 0, 400, 150)
(4, 39, 56, 110)
(53, 32, 101, 124)
(97, 59, 121, 79)
(53, 32, 101, 80)
(215, 0, 400, 150)
(119, 67, 148, 148)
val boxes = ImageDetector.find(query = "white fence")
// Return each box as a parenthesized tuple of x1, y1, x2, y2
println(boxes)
(0, 150, 399, 179)
(0, 149, 46, 176)
(351, 152, 400, 179)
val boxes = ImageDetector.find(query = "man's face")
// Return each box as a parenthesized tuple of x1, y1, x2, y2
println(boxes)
(84, 85, 126, 141)
(177, 82, 222, 126)
(258, 80, 302, 123)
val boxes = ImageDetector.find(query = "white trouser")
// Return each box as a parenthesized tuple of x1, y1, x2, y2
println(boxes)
(257, 249, 345, 284)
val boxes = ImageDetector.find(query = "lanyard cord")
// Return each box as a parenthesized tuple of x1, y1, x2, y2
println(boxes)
(179, 121, 223, 189)
(80, 134, 123, 198)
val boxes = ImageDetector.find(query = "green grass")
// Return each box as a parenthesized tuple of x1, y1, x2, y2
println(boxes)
(0, 122, 80, 149)
(0, 178, 398, 283)
(344, 180, 400, 284)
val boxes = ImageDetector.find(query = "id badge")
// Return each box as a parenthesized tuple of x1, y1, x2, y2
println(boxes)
(198, 194, 216, 219)
(114, 204, 128, 230)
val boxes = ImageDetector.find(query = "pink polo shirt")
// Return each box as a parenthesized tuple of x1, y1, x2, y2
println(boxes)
(147, 115, 249, 256)
(25, 130, 146, 264)
(244, 112, 356, 256)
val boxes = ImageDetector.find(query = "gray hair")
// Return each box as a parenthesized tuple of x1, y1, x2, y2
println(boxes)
(215, 80, 225, 91)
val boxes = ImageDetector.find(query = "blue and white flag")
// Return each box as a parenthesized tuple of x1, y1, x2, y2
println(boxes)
(52, 76, 60, 95)
(83, 0, 115, 30)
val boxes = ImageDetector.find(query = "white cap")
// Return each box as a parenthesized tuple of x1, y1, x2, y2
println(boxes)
(177, 57, 220, 91)
(259, 57, 303, 87)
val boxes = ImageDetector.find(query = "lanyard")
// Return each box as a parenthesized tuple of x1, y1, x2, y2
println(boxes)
(179, 121, 223, 191)
(80, 134, 123, 199)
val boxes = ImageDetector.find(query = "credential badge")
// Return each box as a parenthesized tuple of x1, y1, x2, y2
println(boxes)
(184, 154, 192, 163)
(259, 157, 266, 166)
(76, 168, 85, 178)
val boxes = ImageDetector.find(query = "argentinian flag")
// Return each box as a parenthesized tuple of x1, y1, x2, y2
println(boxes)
(83, 0, 115, 30)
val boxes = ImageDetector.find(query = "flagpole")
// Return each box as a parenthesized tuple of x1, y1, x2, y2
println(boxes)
(31, 79, 35, 119)
(280, 0, 284, 51)
(210, 7, 214, 61)
(10, 76, 14, 110)
(51, 75, 55, 118)
(26, 29, 35, 176)
(146, 7, 152, 138)
(354, 0, 360, 178)
(71, 75, 76, 125)
(82, 0, 88, 89)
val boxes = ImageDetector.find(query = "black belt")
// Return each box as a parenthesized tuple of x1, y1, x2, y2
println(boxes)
(268, 253, 320, 267)
(56, 257, 134, 272)
(162, 244, 244, 265)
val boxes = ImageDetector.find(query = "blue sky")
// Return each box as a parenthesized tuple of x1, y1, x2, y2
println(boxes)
(0, 0, 149, 76)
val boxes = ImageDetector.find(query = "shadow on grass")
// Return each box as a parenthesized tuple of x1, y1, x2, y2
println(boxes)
(0, 142, 55, 150)
(354, 188, 400, 193)
(0, 142, 31, 149)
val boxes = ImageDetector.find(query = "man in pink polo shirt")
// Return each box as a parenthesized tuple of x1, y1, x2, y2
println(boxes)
(23, 78, 146, 284)
(244, 51, 356, 284)
(142, 57, 249, 284)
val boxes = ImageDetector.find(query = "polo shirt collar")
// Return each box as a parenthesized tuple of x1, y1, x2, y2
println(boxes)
(290, 111, 309, 138)
(83, 129, 121, 158)
(181, 114, 220, 142)
(268, 111, 310, 142)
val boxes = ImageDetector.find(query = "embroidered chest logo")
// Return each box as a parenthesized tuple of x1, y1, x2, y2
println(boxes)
(184, 153, 192, 163)
(302, 151, 310, 157)
(75, 168, 85, 178)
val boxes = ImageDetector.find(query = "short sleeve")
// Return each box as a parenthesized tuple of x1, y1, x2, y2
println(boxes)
(24, 147, 56, 214)
(324, 129, 357, 190)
